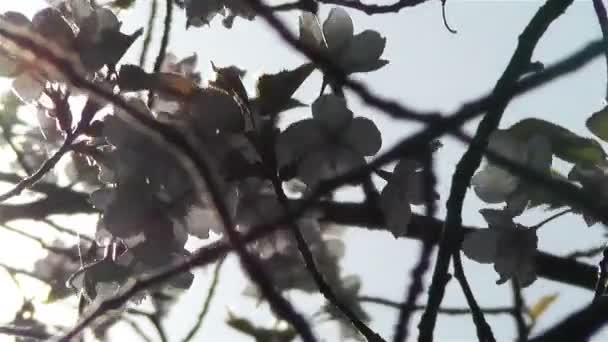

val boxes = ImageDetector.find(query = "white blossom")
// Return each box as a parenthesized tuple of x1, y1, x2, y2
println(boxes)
(462, 209, 538, 287)
(379, 159, 427, 237)
(472, 130, 552, 214)
(568, 163, 608, 226)
(276, 94, 381, 187)
(299, 8, 388, 74)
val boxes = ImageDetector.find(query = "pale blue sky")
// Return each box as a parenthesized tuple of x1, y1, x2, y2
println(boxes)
(0, 1, 606, 341)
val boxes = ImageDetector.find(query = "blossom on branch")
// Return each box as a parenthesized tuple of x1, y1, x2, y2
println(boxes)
(472, 130, 552, 215)
(276, 94, 381, 187)
(462, 209, 538, 287)
(379, 159, 433, 237)
(299, 7, 388, 74)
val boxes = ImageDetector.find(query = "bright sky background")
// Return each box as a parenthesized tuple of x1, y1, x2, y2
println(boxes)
(0, 0, 607, 341)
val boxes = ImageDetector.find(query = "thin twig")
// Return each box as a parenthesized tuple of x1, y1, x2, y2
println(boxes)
(1, 126, 34, 175)
(0, 263, 46, 283)
(148, 0, 173, 108)
(0, 132, 76, 203)
(182, 256, 226, 342)
(317, 0, 428, 15)
(359, 296, 514, 315)
(126, 306, 169, 342)
(593, 0, 608, 100)
(0, 325, 51, 340)
(511, 281, 529, 342)
(566, 245, 606, 259)
(393, 151, 436, 342)
(41, 219, 94, 243)
(530, 209, 572, 230)
(147, 314, 168, 342)
(441, 0, 457, 34)
(2, 224, 79, 260)
(452, 251, 496, 341)
(138, 0, 158, 67)
(593, 244, 608, 302)
(272, 177, 385, 341)
(123, 317, 154, 342)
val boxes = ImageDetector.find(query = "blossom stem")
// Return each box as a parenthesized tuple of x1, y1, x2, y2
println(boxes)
(147, 0, 173, 108)
(181, 257, 226, 342)
(530, 209, 572, 230)
(138, 0, 158, 68)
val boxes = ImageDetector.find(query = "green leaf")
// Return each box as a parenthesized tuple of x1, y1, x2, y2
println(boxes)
(111, 0, 137, 9)
(587, 105, 608, 142)
(255, 63, 315, 116)
(227, 311, 297, 342)
(528, 293, 558, 323)
(508, 118, 605, 165)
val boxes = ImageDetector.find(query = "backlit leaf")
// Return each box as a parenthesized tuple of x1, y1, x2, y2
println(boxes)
(587, 105, 608, 142)
(255, 63, 314, 116)
(528, 293, 558, 322)
(508, 118, 605, 165)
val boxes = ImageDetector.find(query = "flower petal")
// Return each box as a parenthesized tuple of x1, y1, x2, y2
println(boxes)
(526, 134, 552, 172)
(380, 182, 412, 237)
(341, 30, 386, 73)
(190, 88, 244, 133)
(94, 8, 120, 33)
(311, 94, 353, 131)
(299, 12, 325, 51)
(479, 208, 515, 229)
(322, 8, 353, 54)
(488, 129, 526, 163)
(516, 261, 537, 287)
(185, 0, 224, 27)
(343, 117, 381, 156)
(67, 0, 94, 25)
(471, 165, 519, 203)
(32, 8, 75, 47)
(184, 205, 216, 239)
(393, 159, 420, 179)
(298, 148, 363, 187)
(494, 253, 519, 285)
(406, 171, 427, 205)
(275, 119, 324, 167)
(505, 190, 529, 216)
(462, 230, 498, 264)
(12, 73, 43, 102)
(89, 188, 115, 211)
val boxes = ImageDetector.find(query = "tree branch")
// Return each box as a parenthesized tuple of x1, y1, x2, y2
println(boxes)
(420, 1, 574, 340)
(593, 0, 608, 100)
(359, 296, 514, 315)
(511, 281, 528, 341)
(0, 325, 51, 340)
(318, 0, 428, 15)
